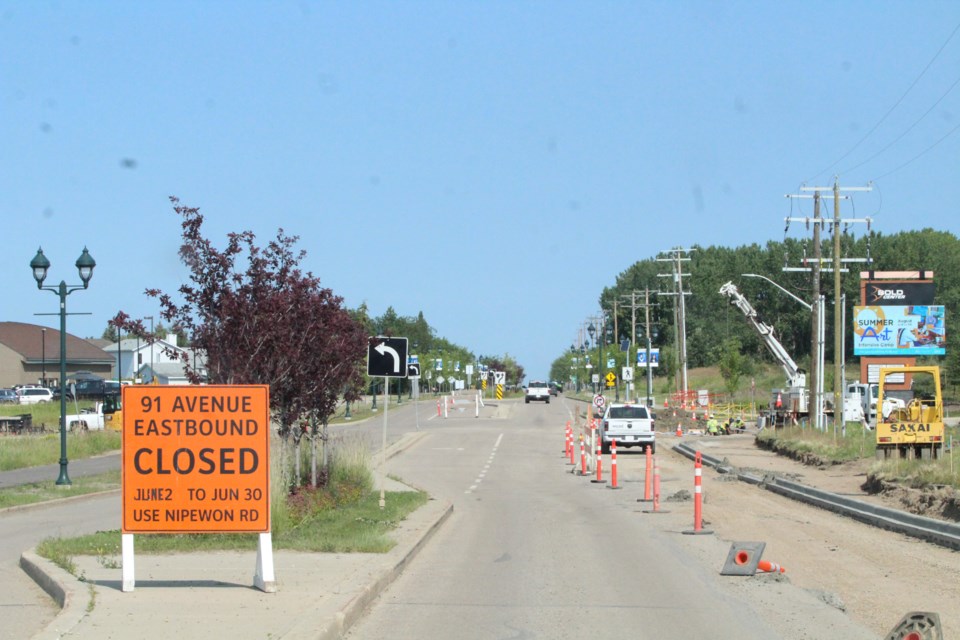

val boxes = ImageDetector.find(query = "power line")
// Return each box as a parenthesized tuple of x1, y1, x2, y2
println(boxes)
(839, 73, 960, 175)
(805, 20, 960, 184)
(870, 120, 960, 181)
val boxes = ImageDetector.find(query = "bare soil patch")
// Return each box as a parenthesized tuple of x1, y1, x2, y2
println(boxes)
(668, 433, 960, 638)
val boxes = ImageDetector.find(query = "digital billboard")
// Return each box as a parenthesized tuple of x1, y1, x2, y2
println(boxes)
(853, 305, 945, 356)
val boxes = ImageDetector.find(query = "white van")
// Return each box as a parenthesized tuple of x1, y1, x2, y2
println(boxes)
(18, 387, 53, 404)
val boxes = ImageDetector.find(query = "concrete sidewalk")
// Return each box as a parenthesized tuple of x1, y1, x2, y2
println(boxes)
(23, 486, 452, 640)
(20, 431, 453, 640)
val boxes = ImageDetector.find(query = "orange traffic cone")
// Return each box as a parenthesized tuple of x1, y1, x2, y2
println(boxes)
(675, 424, 683, 437)
(757, 560, 786, 574)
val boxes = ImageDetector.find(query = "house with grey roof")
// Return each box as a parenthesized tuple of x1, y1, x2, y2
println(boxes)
(109, 337, 189, 381)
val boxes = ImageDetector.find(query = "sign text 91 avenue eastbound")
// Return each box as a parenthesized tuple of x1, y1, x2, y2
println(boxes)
(122, 385, 271, 534)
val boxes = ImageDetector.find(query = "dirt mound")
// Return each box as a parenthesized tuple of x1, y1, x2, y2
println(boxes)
(863, 474, 960, 522)
(754, 433, 834, 467)
(751, 433, 960, 522)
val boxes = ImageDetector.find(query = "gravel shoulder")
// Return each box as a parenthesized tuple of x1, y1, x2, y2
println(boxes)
(670, 433, 960, 639)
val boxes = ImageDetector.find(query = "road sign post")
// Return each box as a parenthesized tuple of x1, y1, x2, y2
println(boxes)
(408, 360, 421, 430)
(368, 337, 409, 509)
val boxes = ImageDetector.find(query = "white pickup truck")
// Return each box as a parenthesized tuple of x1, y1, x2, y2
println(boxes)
(525, 381, 551, 404)
(599, 403, 655, 454)
(66, 402, 105, 431)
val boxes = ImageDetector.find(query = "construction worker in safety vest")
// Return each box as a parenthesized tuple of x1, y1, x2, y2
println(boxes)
(706, 415, 719, 435)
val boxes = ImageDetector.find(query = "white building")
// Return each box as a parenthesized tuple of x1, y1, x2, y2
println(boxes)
(110, 338, 186, 381)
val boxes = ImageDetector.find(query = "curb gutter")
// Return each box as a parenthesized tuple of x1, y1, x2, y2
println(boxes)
(281, 498, 454, 640)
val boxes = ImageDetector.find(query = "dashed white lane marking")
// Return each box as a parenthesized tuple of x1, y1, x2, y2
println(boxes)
(466, 433, 504, 494)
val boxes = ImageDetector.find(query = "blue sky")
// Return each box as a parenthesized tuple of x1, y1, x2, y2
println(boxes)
(2, 2, 958, 379)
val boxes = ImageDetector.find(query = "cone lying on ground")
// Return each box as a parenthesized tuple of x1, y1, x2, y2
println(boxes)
(757, 560, 785, 574)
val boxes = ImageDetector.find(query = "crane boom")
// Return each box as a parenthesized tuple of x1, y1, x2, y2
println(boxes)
(719, 281, 806, 389)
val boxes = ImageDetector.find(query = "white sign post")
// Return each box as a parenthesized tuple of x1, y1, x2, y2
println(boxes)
(367, 337, 409, 510)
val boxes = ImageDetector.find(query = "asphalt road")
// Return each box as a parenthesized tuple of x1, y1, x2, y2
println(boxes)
(0, 493, 120, 638)
(345, 397, 875, 639)
(2, 393, 880, 638)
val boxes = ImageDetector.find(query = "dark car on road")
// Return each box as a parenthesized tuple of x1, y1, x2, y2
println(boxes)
(0, 388, 18, 403)
(53, 378, 120, 401)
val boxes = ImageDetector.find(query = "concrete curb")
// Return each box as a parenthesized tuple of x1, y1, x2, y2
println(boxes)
(378, 430, 430, 466)
(0, 489, 121, 516)
(22, 550, 88, 640)
(281, 498, 454, 640)
(671, 440, 960, 550)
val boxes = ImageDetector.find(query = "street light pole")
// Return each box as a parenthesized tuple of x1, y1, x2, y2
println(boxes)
(144, 315, 155, 382)
(30, 247, 96, 486)
(41, 328, 46, 387)
(645, 330, 657, 407)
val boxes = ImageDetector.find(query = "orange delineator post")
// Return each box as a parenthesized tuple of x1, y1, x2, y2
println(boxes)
(436, 400, 441, 417)
(693, 451, 704, 531)
(564, 424, 570, 456)
(569, 429, 576, 464)
(608, 440, 620, 489)
(642, 446, 652, 501)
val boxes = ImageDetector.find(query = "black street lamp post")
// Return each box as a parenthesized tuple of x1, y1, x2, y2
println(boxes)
(638, 325, 659, 408)
(41, 328, 46, 387)
(30, 247, 96, 486)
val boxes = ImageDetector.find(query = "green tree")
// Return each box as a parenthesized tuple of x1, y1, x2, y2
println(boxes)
(718, 338, 747, 395)
(101, 323, 118, 342)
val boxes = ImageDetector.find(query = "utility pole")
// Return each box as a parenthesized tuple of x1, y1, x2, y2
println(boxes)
(620, 289, 657, 405)
(612, 299, 620, 401)
(658, 248, 692, 405)
(786, 178, 872, 432)
(621, 290, 640, 403)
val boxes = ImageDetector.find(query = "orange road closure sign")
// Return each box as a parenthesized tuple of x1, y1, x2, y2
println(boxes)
(122, 385, 271, 534)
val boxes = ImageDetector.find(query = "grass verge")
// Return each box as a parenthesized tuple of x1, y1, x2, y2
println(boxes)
(0, 470, 120, 509)
(36, 489, 429, 562)
(756, 423, 878, 463)
(757, 423, 960, 490)
(869, 457, 960, 490)
(0, 431, 122, 471)
(33, 432, 430, 579)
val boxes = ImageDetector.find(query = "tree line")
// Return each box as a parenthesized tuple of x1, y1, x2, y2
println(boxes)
(551, 228, 960, 395)
(111, 198, 519, 488)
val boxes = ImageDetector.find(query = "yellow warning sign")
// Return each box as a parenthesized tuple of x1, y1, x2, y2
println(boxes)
(496, 384, 503, 399)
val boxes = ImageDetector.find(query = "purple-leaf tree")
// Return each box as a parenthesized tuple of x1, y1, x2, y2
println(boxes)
(112, 197, 367, 486)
